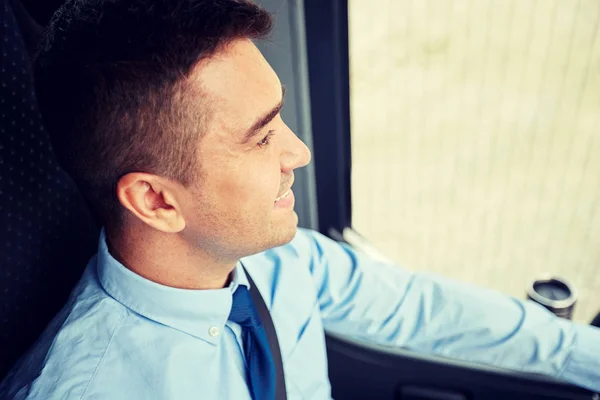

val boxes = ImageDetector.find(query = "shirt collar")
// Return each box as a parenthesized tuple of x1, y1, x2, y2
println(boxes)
(96, 229, 251, 345)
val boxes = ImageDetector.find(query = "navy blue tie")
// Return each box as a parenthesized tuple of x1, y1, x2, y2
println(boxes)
(229, 285, 276, 400)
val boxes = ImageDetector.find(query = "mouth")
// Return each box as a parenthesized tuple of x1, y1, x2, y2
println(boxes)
(275, 189, 292, 202)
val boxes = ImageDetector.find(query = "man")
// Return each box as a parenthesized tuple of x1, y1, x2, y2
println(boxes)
(1, 0, 599, 398)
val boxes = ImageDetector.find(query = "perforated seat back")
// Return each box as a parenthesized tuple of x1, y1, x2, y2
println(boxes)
(0, 0, 98, 379)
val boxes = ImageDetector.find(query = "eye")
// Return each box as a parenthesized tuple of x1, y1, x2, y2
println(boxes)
(257, 131, 275, 148)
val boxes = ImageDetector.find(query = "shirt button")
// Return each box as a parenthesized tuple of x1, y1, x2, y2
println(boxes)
(208, 326, 220, 337)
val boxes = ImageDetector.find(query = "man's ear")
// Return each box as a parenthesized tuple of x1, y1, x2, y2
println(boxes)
(116, 173, 186, 233)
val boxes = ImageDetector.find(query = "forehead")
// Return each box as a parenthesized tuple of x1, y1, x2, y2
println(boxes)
(192, 39, 281, 137)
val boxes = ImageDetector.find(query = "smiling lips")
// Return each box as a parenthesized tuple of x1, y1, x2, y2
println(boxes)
(275, 189, 291, 202)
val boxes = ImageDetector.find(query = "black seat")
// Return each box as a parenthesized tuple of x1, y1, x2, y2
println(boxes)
(0, 0, 98, 380)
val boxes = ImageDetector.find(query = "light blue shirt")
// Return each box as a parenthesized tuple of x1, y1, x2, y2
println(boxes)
(1, 228, 599, 399)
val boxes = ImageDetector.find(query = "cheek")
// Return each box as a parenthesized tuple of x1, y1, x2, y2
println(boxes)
(216, 160, 281, 207)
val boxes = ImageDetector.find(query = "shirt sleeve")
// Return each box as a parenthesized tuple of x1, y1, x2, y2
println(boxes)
(295, 228, 600, 393)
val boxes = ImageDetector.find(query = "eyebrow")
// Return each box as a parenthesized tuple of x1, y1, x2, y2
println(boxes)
(241, 85, 286, 145)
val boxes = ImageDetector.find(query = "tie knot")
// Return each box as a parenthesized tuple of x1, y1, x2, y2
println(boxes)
(229, 285, 262, 329)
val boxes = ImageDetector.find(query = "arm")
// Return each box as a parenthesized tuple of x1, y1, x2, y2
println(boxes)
(296, 229, 600, 392)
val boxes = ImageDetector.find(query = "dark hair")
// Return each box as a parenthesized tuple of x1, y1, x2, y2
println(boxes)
(34, 0, 273, 231)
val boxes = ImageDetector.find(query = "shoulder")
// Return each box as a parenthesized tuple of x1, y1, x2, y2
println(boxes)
(241, 228, 344, 303)
(262, 228, 338, 261)
(267, 228, 355, 273)
(242, 229, 330, 278)
(1, 258, 129, 400)
(243, 228, 354, 287)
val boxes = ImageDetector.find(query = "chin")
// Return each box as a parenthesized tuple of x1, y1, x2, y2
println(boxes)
(278, 225, 298, 245)
(269, 212, 299, 248)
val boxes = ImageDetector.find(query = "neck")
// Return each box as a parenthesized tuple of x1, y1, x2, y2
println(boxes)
(106, 225, 236, 290)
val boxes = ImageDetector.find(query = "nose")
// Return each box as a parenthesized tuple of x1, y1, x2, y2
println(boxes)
(280, 126, 312, 173)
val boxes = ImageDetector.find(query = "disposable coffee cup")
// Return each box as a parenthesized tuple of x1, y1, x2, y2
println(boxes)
(527, 277, 577, 320)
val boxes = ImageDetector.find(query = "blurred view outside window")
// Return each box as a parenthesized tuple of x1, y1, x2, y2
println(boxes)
(349, 0, 600, 322)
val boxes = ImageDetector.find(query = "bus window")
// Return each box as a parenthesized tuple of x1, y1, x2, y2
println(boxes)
(348, 0, 600, 323)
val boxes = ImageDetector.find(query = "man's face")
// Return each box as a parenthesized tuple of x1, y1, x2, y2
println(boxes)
(179, 39, 311, 260)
